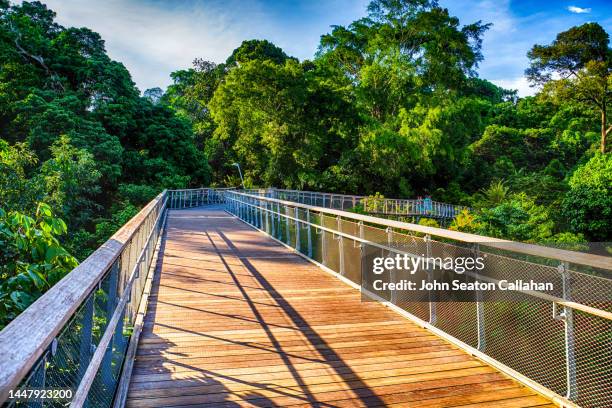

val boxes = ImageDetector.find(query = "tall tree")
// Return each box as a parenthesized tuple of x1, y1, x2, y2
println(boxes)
(526, 23, 611, 153)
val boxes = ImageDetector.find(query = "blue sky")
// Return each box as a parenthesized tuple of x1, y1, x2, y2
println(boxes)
(34, 0, 612, 96)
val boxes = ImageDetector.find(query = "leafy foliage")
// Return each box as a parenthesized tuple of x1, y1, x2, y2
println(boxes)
(0, 0, 610, 328)
(562, 154, 612, 240)
(0, 203, 77, 328)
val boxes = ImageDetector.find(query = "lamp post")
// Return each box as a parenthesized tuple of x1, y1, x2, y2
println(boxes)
(232, 162, 245, 189)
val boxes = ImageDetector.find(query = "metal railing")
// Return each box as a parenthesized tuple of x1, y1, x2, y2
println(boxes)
(167, 187, 231, 209)
(0, 191, 169, 407)
(224, 189, 612, 408)
(1, 187, 610, 408)
(245, 188, 467, 219)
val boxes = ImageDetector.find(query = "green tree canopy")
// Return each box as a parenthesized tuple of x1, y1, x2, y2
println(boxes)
(527, 23, 611, 153)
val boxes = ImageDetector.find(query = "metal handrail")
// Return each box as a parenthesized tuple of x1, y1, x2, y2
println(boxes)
(265, 188, 467, 218)
(0, 190, 169, 405)
(70, 196, 168, 407)
(224, 189, 611, 407)
(228, 191, 611, 271)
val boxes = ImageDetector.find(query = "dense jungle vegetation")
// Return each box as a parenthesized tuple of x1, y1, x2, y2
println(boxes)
(0, 0, 610, 326)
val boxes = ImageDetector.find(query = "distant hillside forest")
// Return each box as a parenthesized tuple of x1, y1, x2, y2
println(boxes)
(0, 1, 610, 323)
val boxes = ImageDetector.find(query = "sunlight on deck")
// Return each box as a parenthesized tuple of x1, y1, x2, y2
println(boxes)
(126, 207, 554, 408)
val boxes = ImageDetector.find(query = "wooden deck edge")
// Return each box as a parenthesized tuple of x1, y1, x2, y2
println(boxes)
(227, 210, 579, 408)
(113, 211, 168, 408)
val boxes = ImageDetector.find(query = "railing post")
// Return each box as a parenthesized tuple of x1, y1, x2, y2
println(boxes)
(263, 200, 268, 233)
(306, 209, 312, 258)
(257, 199, 262, 228)
(559, 261, 577, 400)
(426, 235, 436, 324)
(271, 201, 276, 237)
(387, 227, 396, 304)
(358, 221, 364, 285)
(285, 206, 290, 245)
(101, 260, 119, 388)
(338, 216, 345, 275)
(78, 295, 95, 384)
(276, 202, 281, 240)
(295, 207, 301, 252)
(248, 198, 253, 225)
(474, 243, 485, 351)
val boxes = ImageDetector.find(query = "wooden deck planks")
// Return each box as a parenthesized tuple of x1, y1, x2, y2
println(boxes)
(126, 207, 552, 408)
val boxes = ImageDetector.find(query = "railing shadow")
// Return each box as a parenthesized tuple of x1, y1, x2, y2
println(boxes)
(131, 224, 281, 407)
(212, 228, 386, 407)
(129, 330, 281, 407)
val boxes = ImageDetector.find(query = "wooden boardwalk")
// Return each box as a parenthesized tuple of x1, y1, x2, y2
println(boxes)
(126, 207, 554, 408)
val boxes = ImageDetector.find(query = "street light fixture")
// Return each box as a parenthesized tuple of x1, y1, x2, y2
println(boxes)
(232, 162, 245, 189)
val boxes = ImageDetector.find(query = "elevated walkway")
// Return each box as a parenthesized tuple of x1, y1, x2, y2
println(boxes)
(125, 207, 553, 407)
(1, 189, 609, 408)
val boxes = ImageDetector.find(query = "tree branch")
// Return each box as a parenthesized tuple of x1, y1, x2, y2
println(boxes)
(9, 22, 65, 92)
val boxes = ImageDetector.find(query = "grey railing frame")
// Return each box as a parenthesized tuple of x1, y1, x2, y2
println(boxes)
(228, 191, 611, 272)
(224, 189, 611, 407)
(1, 187, 609, 407)
(0, 190, 169, 406)
(262, 188, 467, 218)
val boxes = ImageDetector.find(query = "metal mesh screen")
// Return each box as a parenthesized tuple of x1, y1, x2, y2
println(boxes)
(225, 191, 612, 408)
(5, 194, 166, 408)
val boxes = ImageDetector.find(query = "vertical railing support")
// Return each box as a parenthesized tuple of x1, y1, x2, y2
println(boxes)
(338, 216, 345, 275)
(271, 201, 276, 237)
(559, 262, 577, 400)
(474, 243, 485, 351)
(387, 227, 396, 304)
(358, 221, 364, 286)
(306, 209, 312, 258)
(426, 235, 436, 324)
(285, 206, 290, 245)
(263, 200, 268, 233)
(78, 296, 95, 384)
(295, 207, 301, 252)
(257, 199, 262, 228)
(276, 202, 281, 240)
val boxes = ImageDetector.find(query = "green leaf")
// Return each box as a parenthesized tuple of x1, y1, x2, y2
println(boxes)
(27, 269, 49, 290)
(45, 246, 59, 263)
(37, 203, 53, 218)
(10, 291, 35, 311)
(26, 268, 48, 290)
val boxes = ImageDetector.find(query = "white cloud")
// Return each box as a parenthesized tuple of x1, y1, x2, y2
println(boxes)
(37, 0, 266, 92)
(490, 76, 537, 97)
(32, 0, 368, 93)
(567, 6, 591, 14)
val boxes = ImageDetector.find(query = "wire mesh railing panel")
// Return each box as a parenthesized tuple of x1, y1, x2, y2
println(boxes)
(222, 190, 612, 408)
(393, 260, 431, 321)
(574, 312, 612, 408)
(484, 299, 567, 393)
(569, 268, 612, 309)
(322, 230, 340, 273)
(433, 301, 478, 347)
(361, 223, 388, 245)
(84, 306, 130, 408)
(1, 192, 167, 408)
(361, 243, 392, 301)
(389, 230, 427, 256)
